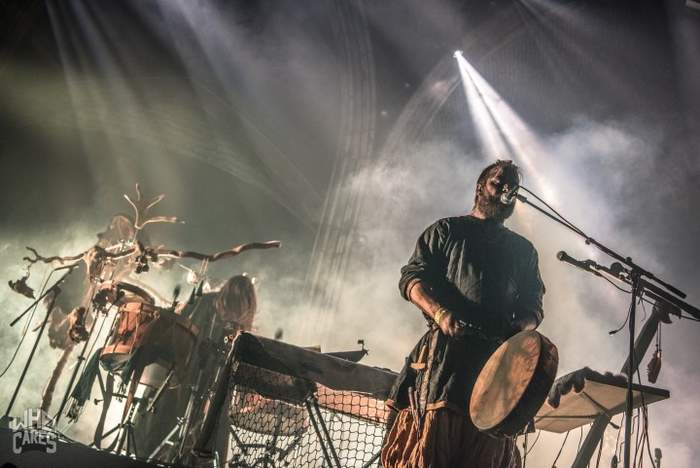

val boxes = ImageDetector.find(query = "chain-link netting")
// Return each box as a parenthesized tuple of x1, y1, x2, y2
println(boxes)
(226, 354, 392, 467)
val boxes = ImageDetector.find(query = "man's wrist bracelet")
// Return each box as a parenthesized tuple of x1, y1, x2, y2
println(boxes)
(433, 307, 447, 325)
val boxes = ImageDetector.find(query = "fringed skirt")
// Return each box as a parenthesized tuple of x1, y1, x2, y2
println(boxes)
(381, 408, 521, 468)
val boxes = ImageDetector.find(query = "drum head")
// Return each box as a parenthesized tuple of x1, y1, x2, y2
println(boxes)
(470, 330, 555, 433)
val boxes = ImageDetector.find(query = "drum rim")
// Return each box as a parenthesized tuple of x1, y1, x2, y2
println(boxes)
(469, 330, 559, 436)
(469, 330, 542, 430)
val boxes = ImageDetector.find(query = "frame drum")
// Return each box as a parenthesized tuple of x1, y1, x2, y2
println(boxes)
(469, 330, 558, 437)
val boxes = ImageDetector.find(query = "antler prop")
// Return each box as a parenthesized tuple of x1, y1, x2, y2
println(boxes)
(124, 184, 182, 231)
(23, 247, 84, 266)
(21, 241, 280, 271)
(155, 240, 281, 262)
(23, 245, 135, 266)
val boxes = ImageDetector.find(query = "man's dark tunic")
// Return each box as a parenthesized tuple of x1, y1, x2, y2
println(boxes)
(388, 215, 545, 415)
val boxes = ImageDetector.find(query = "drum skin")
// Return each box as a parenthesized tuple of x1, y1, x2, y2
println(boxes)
(469, 330, 558, 437)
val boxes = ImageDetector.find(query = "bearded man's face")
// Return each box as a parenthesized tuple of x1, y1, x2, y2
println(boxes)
(475, 166, 518, 221)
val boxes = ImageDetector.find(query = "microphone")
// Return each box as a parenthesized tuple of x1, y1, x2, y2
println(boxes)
(499, 185, 520, 205)
(556, 251, 601, 277)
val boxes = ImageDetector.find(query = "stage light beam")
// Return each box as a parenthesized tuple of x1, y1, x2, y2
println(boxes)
(453, 51, 556, 203)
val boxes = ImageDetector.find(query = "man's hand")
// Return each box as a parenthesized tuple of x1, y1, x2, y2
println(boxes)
(406, 281, 468, 337)
(435, 308, 466, 337)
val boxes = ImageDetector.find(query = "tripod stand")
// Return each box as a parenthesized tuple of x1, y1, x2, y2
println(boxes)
(148, 368, 203, 463)
(99, 394, 142, 458)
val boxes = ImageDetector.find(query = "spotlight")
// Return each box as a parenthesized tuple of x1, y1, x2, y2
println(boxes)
(453, 50, 464, 59)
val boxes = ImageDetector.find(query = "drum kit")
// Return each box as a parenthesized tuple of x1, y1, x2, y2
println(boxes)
(81, 279, 303, 465)
(98, 281, 199, 377)
(72, 280, 206, 460)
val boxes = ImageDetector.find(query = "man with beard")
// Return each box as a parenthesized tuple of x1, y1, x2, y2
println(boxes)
(381, 160, 545, 468)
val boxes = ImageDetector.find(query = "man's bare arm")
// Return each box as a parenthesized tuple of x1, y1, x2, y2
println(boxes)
(407, 280, 465, 337)
(409, 280, 536, 338)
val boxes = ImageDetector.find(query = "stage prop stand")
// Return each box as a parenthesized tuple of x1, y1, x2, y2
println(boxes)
(513, 190, 697, 468)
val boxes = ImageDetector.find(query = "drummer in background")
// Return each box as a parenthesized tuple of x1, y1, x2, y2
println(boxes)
(186, 274, 257, 458)
(381, 160, 545, 468)
(197, 274, 258, 341)
(134, 274, 258, 460)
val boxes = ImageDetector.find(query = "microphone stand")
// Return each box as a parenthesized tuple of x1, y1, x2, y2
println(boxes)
(3, 264, 78, 422)
(513, 190, 694, 468)
(9, 264, 78, 327)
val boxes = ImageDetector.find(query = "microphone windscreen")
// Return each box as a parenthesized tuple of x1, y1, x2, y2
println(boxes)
(610, 262, 624, 276)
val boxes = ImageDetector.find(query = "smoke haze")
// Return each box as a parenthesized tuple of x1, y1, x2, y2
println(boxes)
(1, 0, 699, 466)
